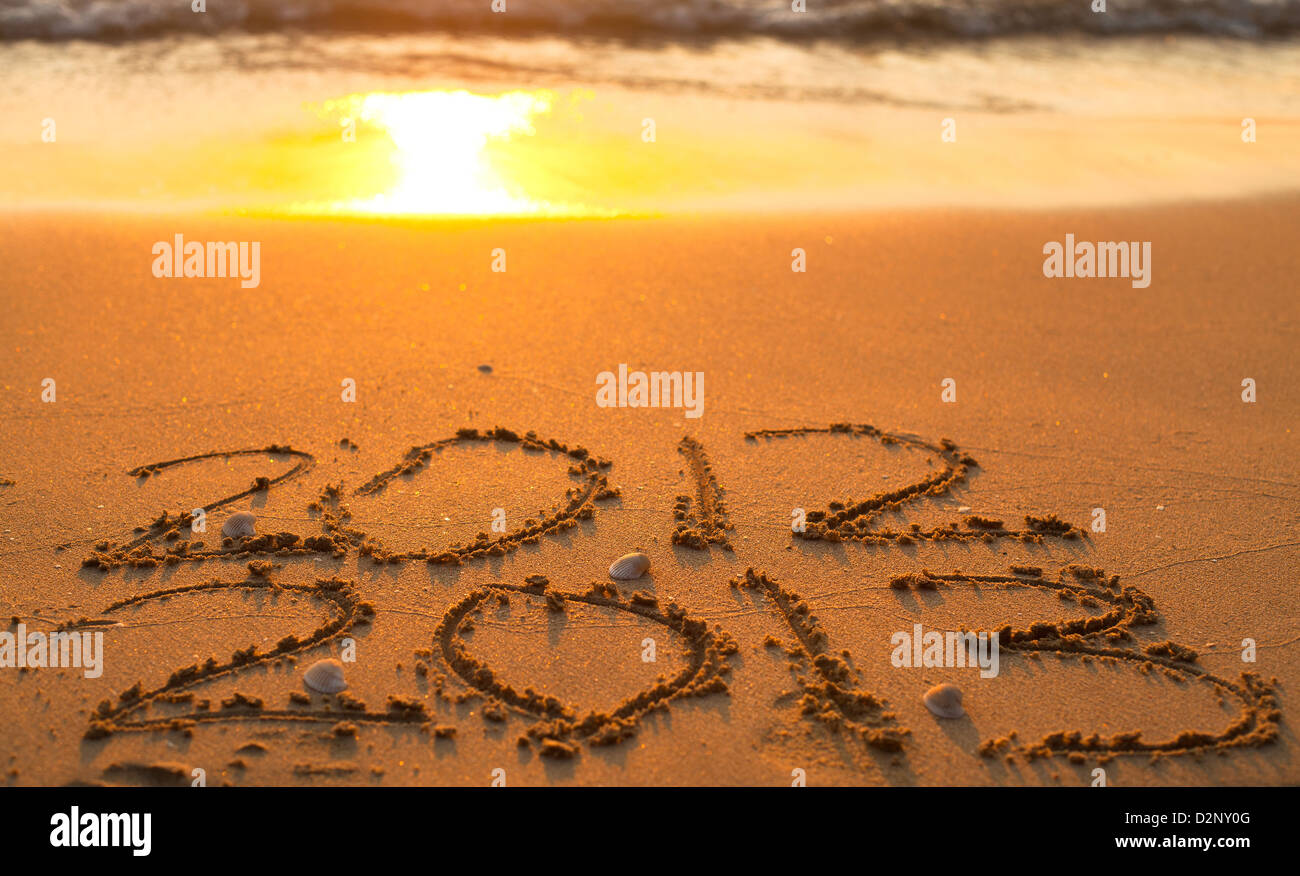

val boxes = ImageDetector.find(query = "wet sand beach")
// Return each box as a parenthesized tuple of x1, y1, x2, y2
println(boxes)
(0, 199, 1295, 785)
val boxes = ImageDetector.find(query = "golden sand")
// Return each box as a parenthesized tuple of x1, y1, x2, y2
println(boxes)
(0, 200, 1296, 785)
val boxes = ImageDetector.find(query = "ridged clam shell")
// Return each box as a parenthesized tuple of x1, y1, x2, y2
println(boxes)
(608, 552, 650, 580)
(221, 511, 257, 539)
(922, 683, 964, 719)
(303, 658, 347, 694)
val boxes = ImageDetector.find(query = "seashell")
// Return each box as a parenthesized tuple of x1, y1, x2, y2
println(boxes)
(221, 511, 257, 539)
(303, 658, 347, 694)
(608, 551, 650, 580)
(922, 683, 964, 719)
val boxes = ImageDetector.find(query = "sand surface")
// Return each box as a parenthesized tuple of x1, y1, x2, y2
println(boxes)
(0, 199, 1296, 785)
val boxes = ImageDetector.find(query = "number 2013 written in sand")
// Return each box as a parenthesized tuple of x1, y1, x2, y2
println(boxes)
(70, 424, 1280, 762)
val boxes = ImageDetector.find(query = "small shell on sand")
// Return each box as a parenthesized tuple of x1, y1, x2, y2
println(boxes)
(221, 511, 257, 539)
(609, 552, 650, 580)
(923, 683, 964, 718)
(304, 658, 347, 694)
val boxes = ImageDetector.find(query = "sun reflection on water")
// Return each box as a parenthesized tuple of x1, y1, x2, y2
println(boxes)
(308, 89, 593, 217)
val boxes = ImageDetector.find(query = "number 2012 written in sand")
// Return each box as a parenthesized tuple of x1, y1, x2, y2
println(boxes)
(70, 424, 1280, 762)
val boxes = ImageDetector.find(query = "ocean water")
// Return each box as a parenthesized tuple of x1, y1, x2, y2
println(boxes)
(3, 0, 1299, 41)
(2, 0, 1298, 212)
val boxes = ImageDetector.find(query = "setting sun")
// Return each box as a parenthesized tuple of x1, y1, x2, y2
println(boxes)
(318, 89, 557, 216)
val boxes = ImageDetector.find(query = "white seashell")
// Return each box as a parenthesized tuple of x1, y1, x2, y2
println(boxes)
(222, 511, 257, 539)
(303, 658, 347, 694)
(923, 683, 964, 719)
(609, 552, 650, 580)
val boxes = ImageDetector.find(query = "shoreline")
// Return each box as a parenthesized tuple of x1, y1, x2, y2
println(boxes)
(3, 189, 1300, 221)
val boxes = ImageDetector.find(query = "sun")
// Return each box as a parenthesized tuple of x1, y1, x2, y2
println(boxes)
(324, 90, 557, 216)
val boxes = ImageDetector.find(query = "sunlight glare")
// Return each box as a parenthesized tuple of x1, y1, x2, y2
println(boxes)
(327, 90, 558, 216)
